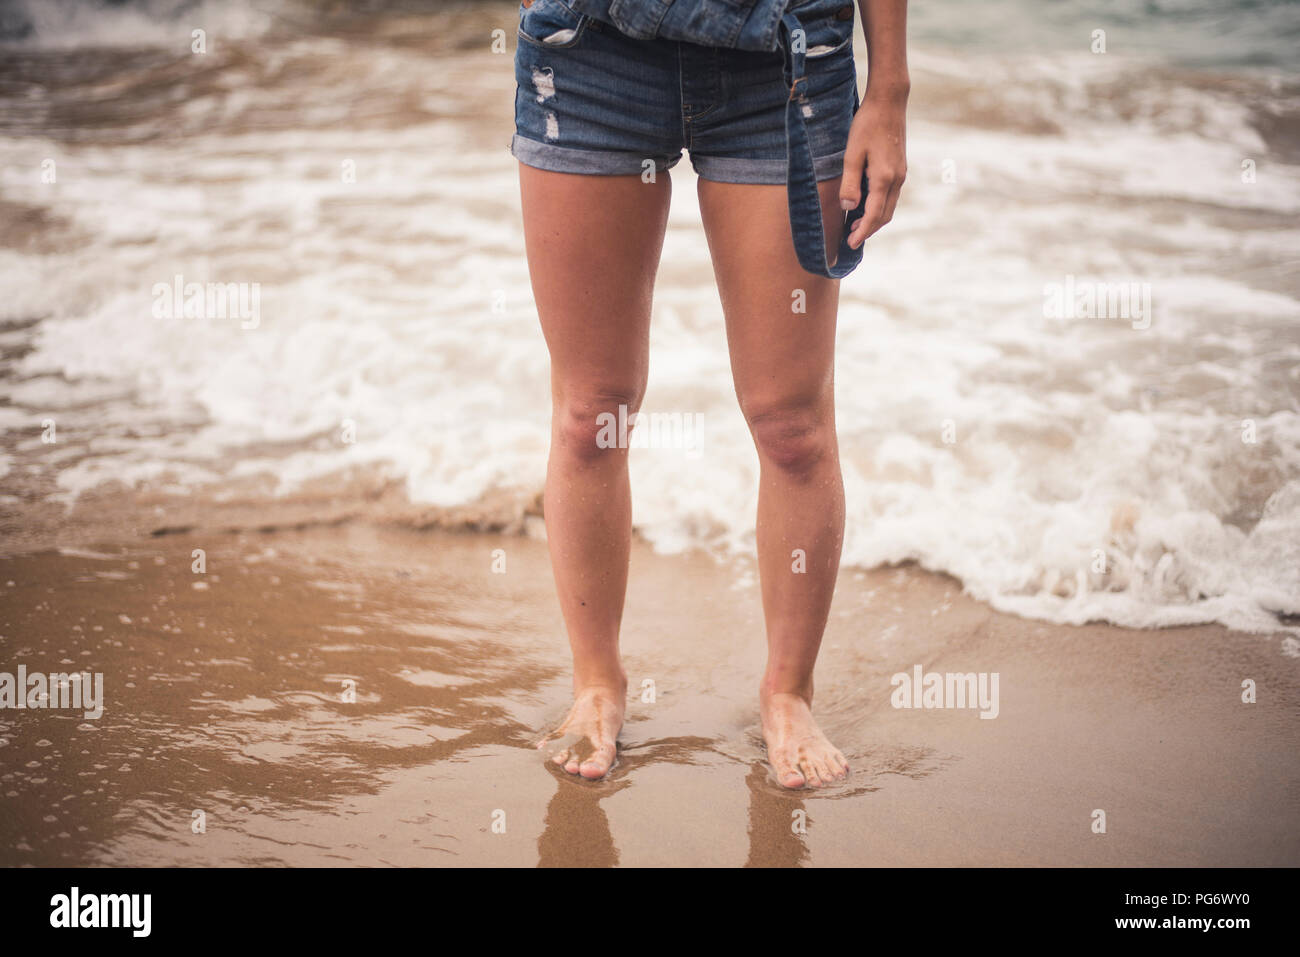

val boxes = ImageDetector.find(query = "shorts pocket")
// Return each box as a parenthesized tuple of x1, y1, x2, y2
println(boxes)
(800, 7, 855, 59)
(518, 0, 592, 49)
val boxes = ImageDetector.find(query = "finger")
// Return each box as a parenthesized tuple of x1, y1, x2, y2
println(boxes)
(876, 171, 906, 232)
(849, 177, 888, 247)
(856, 168, 905, 243)
(838, 140, 868, 212)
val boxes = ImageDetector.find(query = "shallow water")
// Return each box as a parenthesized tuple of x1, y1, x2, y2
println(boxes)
(2, 527, 1296, 866)
(0, 530, 957, 865)
(0, 2, 1298, 631)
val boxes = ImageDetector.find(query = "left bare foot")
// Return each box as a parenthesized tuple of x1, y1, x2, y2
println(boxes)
(760, 688, 849, 789)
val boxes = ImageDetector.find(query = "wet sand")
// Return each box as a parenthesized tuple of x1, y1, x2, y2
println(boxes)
(1, 524, 1296, 867)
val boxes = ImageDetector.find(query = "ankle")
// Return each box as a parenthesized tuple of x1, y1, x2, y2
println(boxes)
(573, 669, 627, 696)
(760, 676, 814, 704)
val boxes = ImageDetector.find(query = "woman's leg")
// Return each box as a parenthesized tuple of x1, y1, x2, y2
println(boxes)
(697, 176, 850, 789)
(521, 164, 672, 779)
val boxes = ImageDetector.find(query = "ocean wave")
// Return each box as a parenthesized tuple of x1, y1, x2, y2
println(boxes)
(1, 2, 1298, 634)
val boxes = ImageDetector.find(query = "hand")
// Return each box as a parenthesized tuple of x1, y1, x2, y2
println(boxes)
(838, 88, 908, 248)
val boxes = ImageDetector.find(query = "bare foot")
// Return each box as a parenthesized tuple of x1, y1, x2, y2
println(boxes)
(537, 684, 625, 779)
(760, 689, 849, 789)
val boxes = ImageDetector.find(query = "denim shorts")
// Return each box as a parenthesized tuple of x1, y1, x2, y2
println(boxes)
(511, 0, 858, 186)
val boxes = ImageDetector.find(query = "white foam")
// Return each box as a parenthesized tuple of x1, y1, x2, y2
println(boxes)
(0, 0, 279, 50)
(3, 31, 1298, 634)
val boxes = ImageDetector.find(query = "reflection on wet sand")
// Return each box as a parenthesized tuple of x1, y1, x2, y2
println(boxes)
(537, 773, 625, 868)
(744, 763, 808, 868)
(2, 526, 1296, 867)
(0, 531, 564, 865)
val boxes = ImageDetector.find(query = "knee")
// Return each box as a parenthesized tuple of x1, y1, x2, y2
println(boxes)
(744, 398, 834, 475)
(553, 389, 642, 464)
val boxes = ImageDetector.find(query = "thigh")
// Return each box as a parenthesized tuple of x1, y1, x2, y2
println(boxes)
(697, 178, 842, 411)
(519, 165, 671, 399)
(515, 7, 679, 398)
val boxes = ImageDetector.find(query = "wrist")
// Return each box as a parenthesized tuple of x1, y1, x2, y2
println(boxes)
(864, 75, 910, 105)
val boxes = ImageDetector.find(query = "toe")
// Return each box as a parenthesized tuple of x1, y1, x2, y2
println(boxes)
(579, 743, 616, 779)
(799, 758, 823, 788)
(816, 755, 842, 784)
(772, 751, 805, 789)
(552, 748, 582, 774)
(809, 755, 832, 784)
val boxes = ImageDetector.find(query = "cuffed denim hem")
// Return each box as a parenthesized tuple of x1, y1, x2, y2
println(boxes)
(510, 134, 682, 176)
(691, 148, 845, 185)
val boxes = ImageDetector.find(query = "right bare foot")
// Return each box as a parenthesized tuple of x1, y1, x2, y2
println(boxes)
(537, 684, 626, 779)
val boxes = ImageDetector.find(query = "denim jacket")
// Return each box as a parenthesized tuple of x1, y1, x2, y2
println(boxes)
(567, 0, 850, 53)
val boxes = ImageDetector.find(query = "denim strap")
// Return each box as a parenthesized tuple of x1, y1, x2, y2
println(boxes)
(779, 10, 867, 279)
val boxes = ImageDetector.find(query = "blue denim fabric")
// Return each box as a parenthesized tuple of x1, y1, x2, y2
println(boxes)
(568, 0, 848, 53)
(512, 0, 867, 278)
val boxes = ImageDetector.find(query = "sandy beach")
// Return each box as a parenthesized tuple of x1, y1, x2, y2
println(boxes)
(1, 0, 1298, 869)
(2, 523, 1295, 867)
